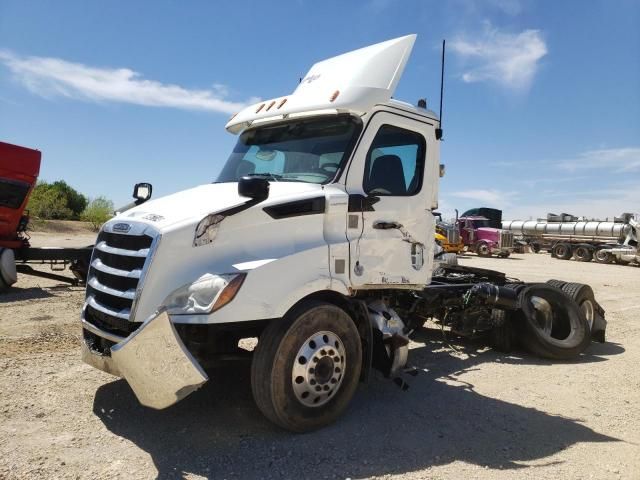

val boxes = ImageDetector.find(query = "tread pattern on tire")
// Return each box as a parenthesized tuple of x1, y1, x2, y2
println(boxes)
(546, 279, 567, 290)
(515, 283, 591, 360)
(250, 300, 361, 432)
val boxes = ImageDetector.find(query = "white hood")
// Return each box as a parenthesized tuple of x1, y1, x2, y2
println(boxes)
(119, 182, 325, 231)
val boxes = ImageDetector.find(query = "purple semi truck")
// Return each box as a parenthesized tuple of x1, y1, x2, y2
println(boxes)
(456, 211, 515, 258)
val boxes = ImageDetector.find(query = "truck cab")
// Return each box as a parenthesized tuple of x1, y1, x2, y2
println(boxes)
(458, 215, 514, 258)
(0, 142, 41, 289)
(80, 35, 444, 430)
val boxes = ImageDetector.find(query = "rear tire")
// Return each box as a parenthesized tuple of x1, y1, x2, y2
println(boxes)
(515, 284, 591, 360)
(489, 309, 515, 353)
(440, 253, 458, 266)
(251, 301, 362, 432)
(546, 279, 567, 290)
(594, 248, 612, 264)
(553, 243, 572, 260)
(561, 283, 596, 331)
(573, 245, 593, 262)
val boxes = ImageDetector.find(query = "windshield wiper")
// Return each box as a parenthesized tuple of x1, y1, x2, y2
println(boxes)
(246, 172, 283, 181)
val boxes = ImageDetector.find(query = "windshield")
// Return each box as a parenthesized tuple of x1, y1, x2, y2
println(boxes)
(473, 219, 490, 228)
(217, 115, 362, 184)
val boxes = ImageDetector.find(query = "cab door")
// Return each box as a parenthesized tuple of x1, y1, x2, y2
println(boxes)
(344, 111, 435, 288)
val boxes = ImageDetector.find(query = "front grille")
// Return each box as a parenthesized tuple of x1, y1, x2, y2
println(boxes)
(83, 225, 156, 338)
(446, 228, 460, 244)
(85, 304, 139, 337)
(499, 231, 514, 248)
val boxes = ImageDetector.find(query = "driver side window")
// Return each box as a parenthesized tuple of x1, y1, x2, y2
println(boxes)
(363, 124, 426, 196)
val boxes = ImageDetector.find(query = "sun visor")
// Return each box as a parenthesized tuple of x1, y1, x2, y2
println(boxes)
(226, 35, 416, 134)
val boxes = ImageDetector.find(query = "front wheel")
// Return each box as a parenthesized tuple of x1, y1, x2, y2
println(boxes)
(476, 241, 492, 257)
(251, 301, 362, 432)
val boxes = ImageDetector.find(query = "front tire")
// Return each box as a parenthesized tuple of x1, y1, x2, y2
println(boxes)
(251, 301, 362, 432)
(476, 241, 492, 257)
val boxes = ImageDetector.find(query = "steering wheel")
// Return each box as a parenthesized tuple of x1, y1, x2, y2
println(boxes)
(368, 187, 391, 195)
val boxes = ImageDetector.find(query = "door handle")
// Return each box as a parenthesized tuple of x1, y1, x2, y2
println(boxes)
(373, 221, 403, 230)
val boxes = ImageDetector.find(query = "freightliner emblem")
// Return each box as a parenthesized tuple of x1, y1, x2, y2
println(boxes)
(113, 223, 131, 233)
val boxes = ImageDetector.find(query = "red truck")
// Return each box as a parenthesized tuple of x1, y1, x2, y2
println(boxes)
(0, 141, 92, 290)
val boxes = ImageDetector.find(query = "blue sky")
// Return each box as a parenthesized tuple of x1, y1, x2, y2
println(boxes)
(1, 0, 638, 220)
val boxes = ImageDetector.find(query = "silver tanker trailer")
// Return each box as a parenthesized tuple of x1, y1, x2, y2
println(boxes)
(502, 215, 639, 265)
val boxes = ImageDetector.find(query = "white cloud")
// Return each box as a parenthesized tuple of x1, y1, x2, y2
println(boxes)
(557, 147, 640, 173)
(0, 50, 256, 114)
(450, 24, 547, 90)
(451, 188, 518, 206)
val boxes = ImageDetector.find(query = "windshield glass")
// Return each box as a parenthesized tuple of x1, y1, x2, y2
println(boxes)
(217, 115, 361, 184)
(473, 219, 490, 228)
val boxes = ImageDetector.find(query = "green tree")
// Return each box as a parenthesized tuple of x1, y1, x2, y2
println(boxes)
(81, 196, 114, 231)
(27, 182, 73, 219)
(26, 180, 88, 220)
(50, 180, 88, 217)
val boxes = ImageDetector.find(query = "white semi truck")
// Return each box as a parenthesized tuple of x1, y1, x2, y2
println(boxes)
(502, 216, 639, 265)
(80, 36, 606, 432)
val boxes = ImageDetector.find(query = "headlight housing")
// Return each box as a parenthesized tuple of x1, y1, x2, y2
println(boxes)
(193, 214, 225, 247)
(162, 273, 246, 315)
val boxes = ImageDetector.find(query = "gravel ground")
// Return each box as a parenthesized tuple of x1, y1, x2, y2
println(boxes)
(1, 240, 638, 480)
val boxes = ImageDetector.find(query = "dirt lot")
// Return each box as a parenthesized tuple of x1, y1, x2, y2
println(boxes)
(1, 235, 638, 480)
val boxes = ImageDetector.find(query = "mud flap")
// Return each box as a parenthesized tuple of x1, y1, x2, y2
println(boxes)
(110, 311, 208, 409)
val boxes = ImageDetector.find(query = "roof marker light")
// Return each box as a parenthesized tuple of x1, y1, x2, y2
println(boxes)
(266, 100, 276, 111)
(329, 90, 340, 102)
(255, 104, 265, 113)
(277, 98, 288, 109)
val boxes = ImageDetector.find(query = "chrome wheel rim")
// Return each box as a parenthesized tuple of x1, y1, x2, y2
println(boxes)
(595, 250, 609, 262)
(530, 296, 553, 335)
(581, 300, 595, 330)
(292, 331, 346, 408)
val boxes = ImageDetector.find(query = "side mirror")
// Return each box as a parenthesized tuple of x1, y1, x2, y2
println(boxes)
(238, 176, 269, 202)
(133, 183, 152, 204)
(439, 164, 446, 178)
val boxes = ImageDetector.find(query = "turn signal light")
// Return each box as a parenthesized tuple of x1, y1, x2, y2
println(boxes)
(212, 274, 246, 312)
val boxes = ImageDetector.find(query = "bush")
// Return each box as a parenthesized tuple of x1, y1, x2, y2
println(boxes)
(26, 180, 87, 220)
(81, 196, 114, 231)
(27, 183, 73, 219)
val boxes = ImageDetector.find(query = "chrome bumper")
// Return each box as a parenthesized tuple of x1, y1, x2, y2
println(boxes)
(81, 311, 208, 409)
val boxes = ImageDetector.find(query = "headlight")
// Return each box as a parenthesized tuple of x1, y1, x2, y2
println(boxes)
(193, 214, 225, 247)
(162, 273, 246, 315)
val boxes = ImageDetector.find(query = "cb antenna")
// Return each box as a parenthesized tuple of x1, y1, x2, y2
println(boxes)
(435, 39, 445, 140)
